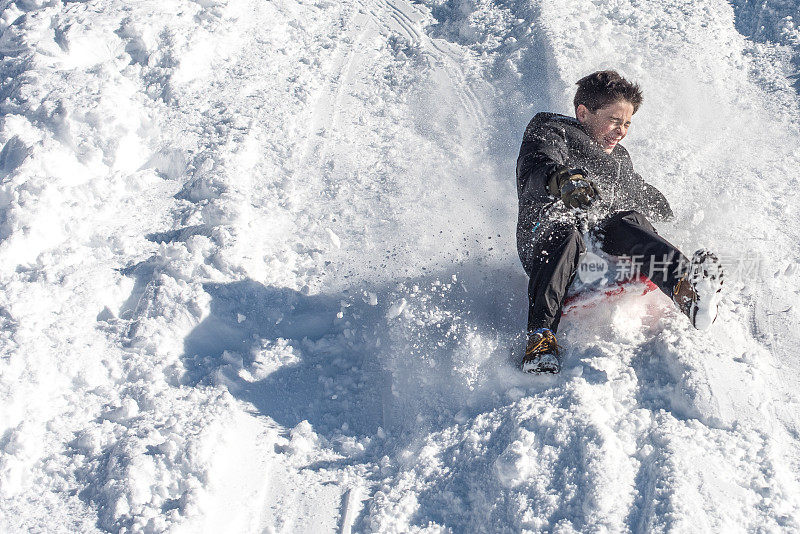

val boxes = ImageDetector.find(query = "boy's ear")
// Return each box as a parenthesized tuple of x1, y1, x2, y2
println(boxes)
(576, 104, 590, 123)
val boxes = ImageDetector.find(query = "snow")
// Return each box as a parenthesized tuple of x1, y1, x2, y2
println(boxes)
(0, 0, 800, 531)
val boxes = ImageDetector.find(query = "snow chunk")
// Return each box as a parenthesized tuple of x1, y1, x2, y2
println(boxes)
(326, 227, 341, 249)
(285, 421, 321, 455)
(140, 148, 188, 180)
(385, 298, 407, 319)
(495, 429, 538, 488)
(105, 397, 140, 422)
(0, 136, 31, 177)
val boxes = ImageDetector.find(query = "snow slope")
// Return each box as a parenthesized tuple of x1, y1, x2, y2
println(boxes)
(0, 0, 799, 532)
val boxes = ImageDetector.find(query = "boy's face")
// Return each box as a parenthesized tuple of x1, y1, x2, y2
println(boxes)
(576, 100, 634, 154)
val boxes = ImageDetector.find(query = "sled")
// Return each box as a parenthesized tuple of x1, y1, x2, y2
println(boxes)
(561, 248, 661, 316)
(562, 274, 658, 316)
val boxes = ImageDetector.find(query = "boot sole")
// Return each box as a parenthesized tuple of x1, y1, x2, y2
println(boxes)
(689, 250, 724, 330)
(521, 360, 561, 374)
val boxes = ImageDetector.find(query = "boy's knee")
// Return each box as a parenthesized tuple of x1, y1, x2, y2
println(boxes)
(607, 210, 656, 232)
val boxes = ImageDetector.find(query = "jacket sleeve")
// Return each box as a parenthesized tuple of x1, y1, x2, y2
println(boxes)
(629, 172, 674, 222)
(516, 121, 568, 203)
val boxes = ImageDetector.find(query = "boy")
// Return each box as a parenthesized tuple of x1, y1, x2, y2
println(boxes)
(517, 70, 723, 373)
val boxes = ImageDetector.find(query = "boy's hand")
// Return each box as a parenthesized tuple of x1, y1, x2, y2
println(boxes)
(547, 166, 601, 209)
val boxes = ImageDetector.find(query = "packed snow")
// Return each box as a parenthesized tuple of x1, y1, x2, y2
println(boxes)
(1, 0, 799, 532)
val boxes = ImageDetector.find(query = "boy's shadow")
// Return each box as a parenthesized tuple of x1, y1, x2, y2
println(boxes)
(180, 266, 528, 441)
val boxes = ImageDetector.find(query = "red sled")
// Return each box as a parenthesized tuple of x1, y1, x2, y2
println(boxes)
(562, 274, 658, 316)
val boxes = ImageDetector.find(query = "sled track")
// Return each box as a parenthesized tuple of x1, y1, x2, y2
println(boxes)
(362, 0, 488, 127)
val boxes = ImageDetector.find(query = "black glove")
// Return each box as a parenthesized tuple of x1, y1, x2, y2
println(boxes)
(547, 166, 600, 210)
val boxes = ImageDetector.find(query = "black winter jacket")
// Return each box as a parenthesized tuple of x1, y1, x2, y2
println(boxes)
(516, 112, 673, 255)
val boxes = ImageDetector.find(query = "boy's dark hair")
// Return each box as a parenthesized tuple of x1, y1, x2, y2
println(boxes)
(574, 70, 643, 114)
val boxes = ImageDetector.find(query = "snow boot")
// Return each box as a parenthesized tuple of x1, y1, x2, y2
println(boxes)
(521, 328, 561, 374)
(673, 248, 724, 330)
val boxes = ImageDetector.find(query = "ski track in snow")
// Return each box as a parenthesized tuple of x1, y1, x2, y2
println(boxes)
(0, 0, 799, 532)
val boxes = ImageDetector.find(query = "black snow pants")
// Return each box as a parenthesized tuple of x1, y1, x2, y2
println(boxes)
(520, 210, 687, 334)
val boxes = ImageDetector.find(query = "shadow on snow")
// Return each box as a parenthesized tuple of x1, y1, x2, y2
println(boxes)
(180, 265, 529, 442)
